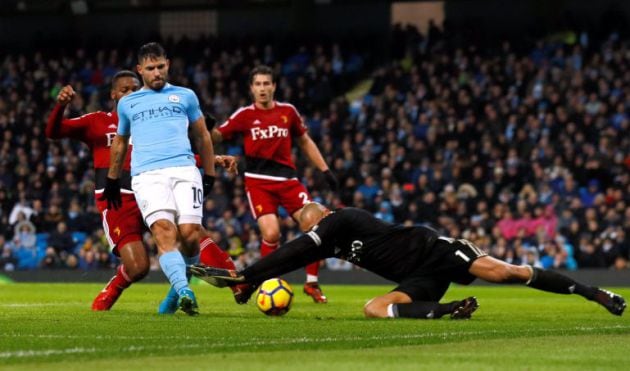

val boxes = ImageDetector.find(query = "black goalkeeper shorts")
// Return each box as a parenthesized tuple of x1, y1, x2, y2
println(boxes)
(392, 237, 487, 301)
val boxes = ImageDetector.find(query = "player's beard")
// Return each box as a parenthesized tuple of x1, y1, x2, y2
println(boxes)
(149, 78, 165, 90)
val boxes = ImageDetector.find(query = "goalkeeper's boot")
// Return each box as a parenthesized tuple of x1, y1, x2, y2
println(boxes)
(303, 282, 328, 303)
(593, 289, 626, 316)
(232, 283, 256, 305)
(189, 264, 244, 287)
(91, 276, 124, 311)
(177, 288, 199, 316)
(158, 286, 179, 315)
(450, 297, 479, 319)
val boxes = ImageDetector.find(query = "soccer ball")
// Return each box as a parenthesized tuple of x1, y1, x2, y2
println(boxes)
(256, 278, 294, 316)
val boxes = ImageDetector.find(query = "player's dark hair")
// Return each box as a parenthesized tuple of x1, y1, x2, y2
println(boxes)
(112, 70, 138, 85)
(137, 42, 167, 63)
(249, 65, 275, 85)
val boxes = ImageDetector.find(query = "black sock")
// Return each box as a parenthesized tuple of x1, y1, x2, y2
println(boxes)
(393, 301, 460, 319)
(527, 268, 597, 300)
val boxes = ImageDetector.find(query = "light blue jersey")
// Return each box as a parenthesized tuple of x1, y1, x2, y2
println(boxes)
(117, 83, 202, 176)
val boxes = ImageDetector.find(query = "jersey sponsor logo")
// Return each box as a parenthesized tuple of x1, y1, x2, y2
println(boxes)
(347, 240, 364, 262)
(250, 125, 289, 140)
(132, 105, 184, 122)
(168, 94, 180, 103)
(105, 132, 117, 147)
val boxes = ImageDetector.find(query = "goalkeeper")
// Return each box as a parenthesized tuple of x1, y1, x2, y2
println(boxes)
(192, 202, 626, 319)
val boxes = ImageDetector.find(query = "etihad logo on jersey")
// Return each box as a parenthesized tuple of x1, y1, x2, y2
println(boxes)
(132, 105, 184, 122)
(250, 125, 289, 140)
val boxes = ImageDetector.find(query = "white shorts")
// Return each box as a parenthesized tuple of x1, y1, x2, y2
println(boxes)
(132, 166, 203, 226)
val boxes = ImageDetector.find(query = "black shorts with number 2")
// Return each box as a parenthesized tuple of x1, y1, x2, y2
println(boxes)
(393, 237, 488, 301)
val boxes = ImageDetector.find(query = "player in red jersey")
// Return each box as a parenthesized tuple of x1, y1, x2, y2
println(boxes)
(211, 65, 338, 303)
(46, 71, 242, 312)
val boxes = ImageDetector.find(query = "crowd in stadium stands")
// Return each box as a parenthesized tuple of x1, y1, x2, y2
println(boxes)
(1, 24, 629, 273)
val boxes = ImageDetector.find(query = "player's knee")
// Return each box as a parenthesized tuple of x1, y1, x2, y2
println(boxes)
(179, 224, 201, 245)
(261, 230, 280, 243)
(363, 299, 388, 318)
(125, 260, 149, 282)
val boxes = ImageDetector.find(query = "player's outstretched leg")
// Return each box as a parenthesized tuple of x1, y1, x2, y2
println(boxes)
(526, 267, 626, 316)
(304, 262, 327, 303)
(393, 298, 478, 319)
(592, 288, 626, 316)
(92, 265, 132, 311)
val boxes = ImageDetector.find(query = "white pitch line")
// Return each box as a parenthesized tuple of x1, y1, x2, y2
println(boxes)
(1, 325, 629, 359)
(0, 303, 85, 307)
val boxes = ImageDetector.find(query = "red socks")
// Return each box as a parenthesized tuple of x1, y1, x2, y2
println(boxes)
(199, 236, 236, 270)
(110, 265, 132, 290)
(305, 261, 319, 277)
(260, 240, 279, 257)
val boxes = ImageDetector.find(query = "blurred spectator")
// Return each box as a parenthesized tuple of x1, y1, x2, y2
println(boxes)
(0, 235, 18, 271)
(47, 222, 77, 267)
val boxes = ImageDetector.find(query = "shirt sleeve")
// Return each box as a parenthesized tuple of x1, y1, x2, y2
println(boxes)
(185, 89, 202, 123)
(289, 104, 307, 137)
(217, 109, 246, 140)
(45, 104, 91, 140)
(308, 210, 344, 249)
(116, 98, 130, 136)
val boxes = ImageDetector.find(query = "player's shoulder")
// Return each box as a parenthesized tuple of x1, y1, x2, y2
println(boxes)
(118, 90, 144, 105)
(228, 104, 256, 119)
(73, 110, 110, 121)
(274, 101, 300, 115)
(167, 84, 196, 96)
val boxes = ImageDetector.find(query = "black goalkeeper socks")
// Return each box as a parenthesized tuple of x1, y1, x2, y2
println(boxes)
(393, 301, 460, 319)
(527, 267, 597, 300)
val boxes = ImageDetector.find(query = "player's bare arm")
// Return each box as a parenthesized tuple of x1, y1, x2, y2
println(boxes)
(210, 128, 224, 143)
(107, 135, 130, 179)
(190, 117, 216, 177)
(297, 132, 338, 190)
(46, 85, 77, 139)
(296, 132, 328, 172)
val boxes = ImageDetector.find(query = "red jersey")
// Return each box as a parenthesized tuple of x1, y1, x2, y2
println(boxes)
(45, 104, 133, 192)
(218, 101, 307, 179)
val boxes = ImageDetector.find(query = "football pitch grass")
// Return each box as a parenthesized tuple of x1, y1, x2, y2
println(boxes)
(1, 282, 629, 370)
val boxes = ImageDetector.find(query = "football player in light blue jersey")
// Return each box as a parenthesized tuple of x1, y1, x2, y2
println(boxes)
(103, 42, 216, 315)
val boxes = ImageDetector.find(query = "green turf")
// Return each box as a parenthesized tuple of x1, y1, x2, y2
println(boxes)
(0, 283, 628, 370)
